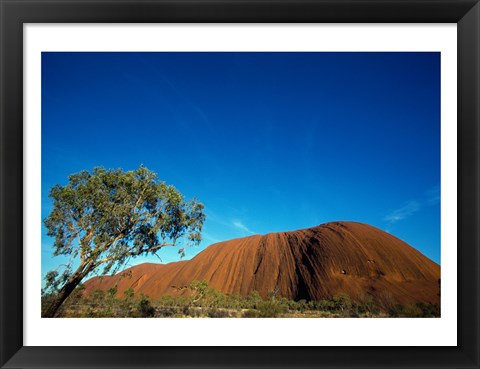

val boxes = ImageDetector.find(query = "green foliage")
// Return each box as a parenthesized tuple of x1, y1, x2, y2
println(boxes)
(137, 294, 155, 317)
(316, 299, 336, 311)
(104, 286, 119, 315)
(42, 284, 86, 317)
(296, 299, 308, 313)
(43, 166, 205, 315)
(256, 299, 288, 317)
(356, 294, 378, 315)
(242, 290, 263, 309)
(189, 280, 210, 305)
(43, 270, 60, 293)
(398, 302, 440, 317)
(124, 287, 134, 301)
(107, 286, 118, 300)
(415, 302, 440, 317)
(90, 289, 105, 306)
(46, 280, 440, 318)
(188, 280, 233, 309)
(41, 293, 57, 315)
(119, 287, 136, 315)
(332, 294, 352, 312)
(388, 303, 405, 317)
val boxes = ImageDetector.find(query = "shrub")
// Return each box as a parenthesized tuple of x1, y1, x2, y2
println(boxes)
(243, 290, 263, 309)
(89, 289, 106, 307)
(242, 309, 261, 318)
(307, 300, 318, 311)
(137, 294, 155, 317)
(257, 300, 287, 317)
(317, 299, 336, 311)
(401, 302, 440, 317)
(416, 302, 440, 317)
(388, 304, 405, 317)
(207, 308, 230, 318)
(332, 294, 352, 312)
(119, 287, 136, 315)
(296, 299, 308, 313)
(124, 287, 134, 301)
(356, 294, 378, 315)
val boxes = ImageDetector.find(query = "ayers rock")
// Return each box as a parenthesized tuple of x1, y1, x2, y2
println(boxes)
(83, 221, 440, 306)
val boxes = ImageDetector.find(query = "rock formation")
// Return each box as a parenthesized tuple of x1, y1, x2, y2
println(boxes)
(83, 221, 440, 306)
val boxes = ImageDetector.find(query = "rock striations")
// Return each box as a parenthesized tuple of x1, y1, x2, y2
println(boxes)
(83, 221, 440, 306)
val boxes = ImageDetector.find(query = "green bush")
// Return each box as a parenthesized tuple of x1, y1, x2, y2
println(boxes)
(296, 299, 308, 313)
(52, 280, 439, 318)
(89, 289, 106, 307)
(257, 300, 287, 317)
(137, 294, 155, 317)
(416, 302, 440, 317)
(332, 294, 352, 312)
(356, 294, 378, 315)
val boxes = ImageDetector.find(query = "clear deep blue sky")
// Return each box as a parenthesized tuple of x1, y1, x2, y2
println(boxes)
(42, 52, 440, 278)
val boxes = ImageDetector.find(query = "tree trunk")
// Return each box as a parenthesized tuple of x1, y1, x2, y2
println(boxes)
(43, 263, 91, 318)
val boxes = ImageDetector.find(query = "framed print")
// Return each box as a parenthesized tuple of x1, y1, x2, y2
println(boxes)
(1, 1, 479, 368)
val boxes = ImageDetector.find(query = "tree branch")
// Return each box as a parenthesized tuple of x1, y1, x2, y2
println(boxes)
(133, 187, 147, 213)
(93, 242, 176, 268)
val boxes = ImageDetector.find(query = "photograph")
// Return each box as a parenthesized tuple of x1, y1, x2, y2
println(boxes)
(2, 0, 479, 367)
(41, 51, 441, 319)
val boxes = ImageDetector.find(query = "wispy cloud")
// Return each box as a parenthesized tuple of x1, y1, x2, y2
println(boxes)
(232, 220, 255, 235)
(384, 201, 421, 224)
(201, 232, 222, 245)
(384, 184, 440, 225)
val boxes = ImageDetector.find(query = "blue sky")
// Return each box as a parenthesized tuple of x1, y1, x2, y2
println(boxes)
(42, 52, 440, 278)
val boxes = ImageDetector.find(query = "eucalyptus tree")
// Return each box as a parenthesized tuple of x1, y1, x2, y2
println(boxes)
(42, 166, 205, 317)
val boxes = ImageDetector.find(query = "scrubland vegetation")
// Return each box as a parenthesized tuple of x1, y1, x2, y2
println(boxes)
(41, 281, 440, 318)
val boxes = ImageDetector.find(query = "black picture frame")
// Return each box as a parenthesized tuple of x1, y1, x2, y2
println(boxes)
(1, 1, 479, 368)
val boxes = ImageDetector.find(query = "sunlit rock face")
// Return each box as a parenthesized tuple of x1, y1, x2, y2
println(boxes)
(84, 221, 440, 307)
